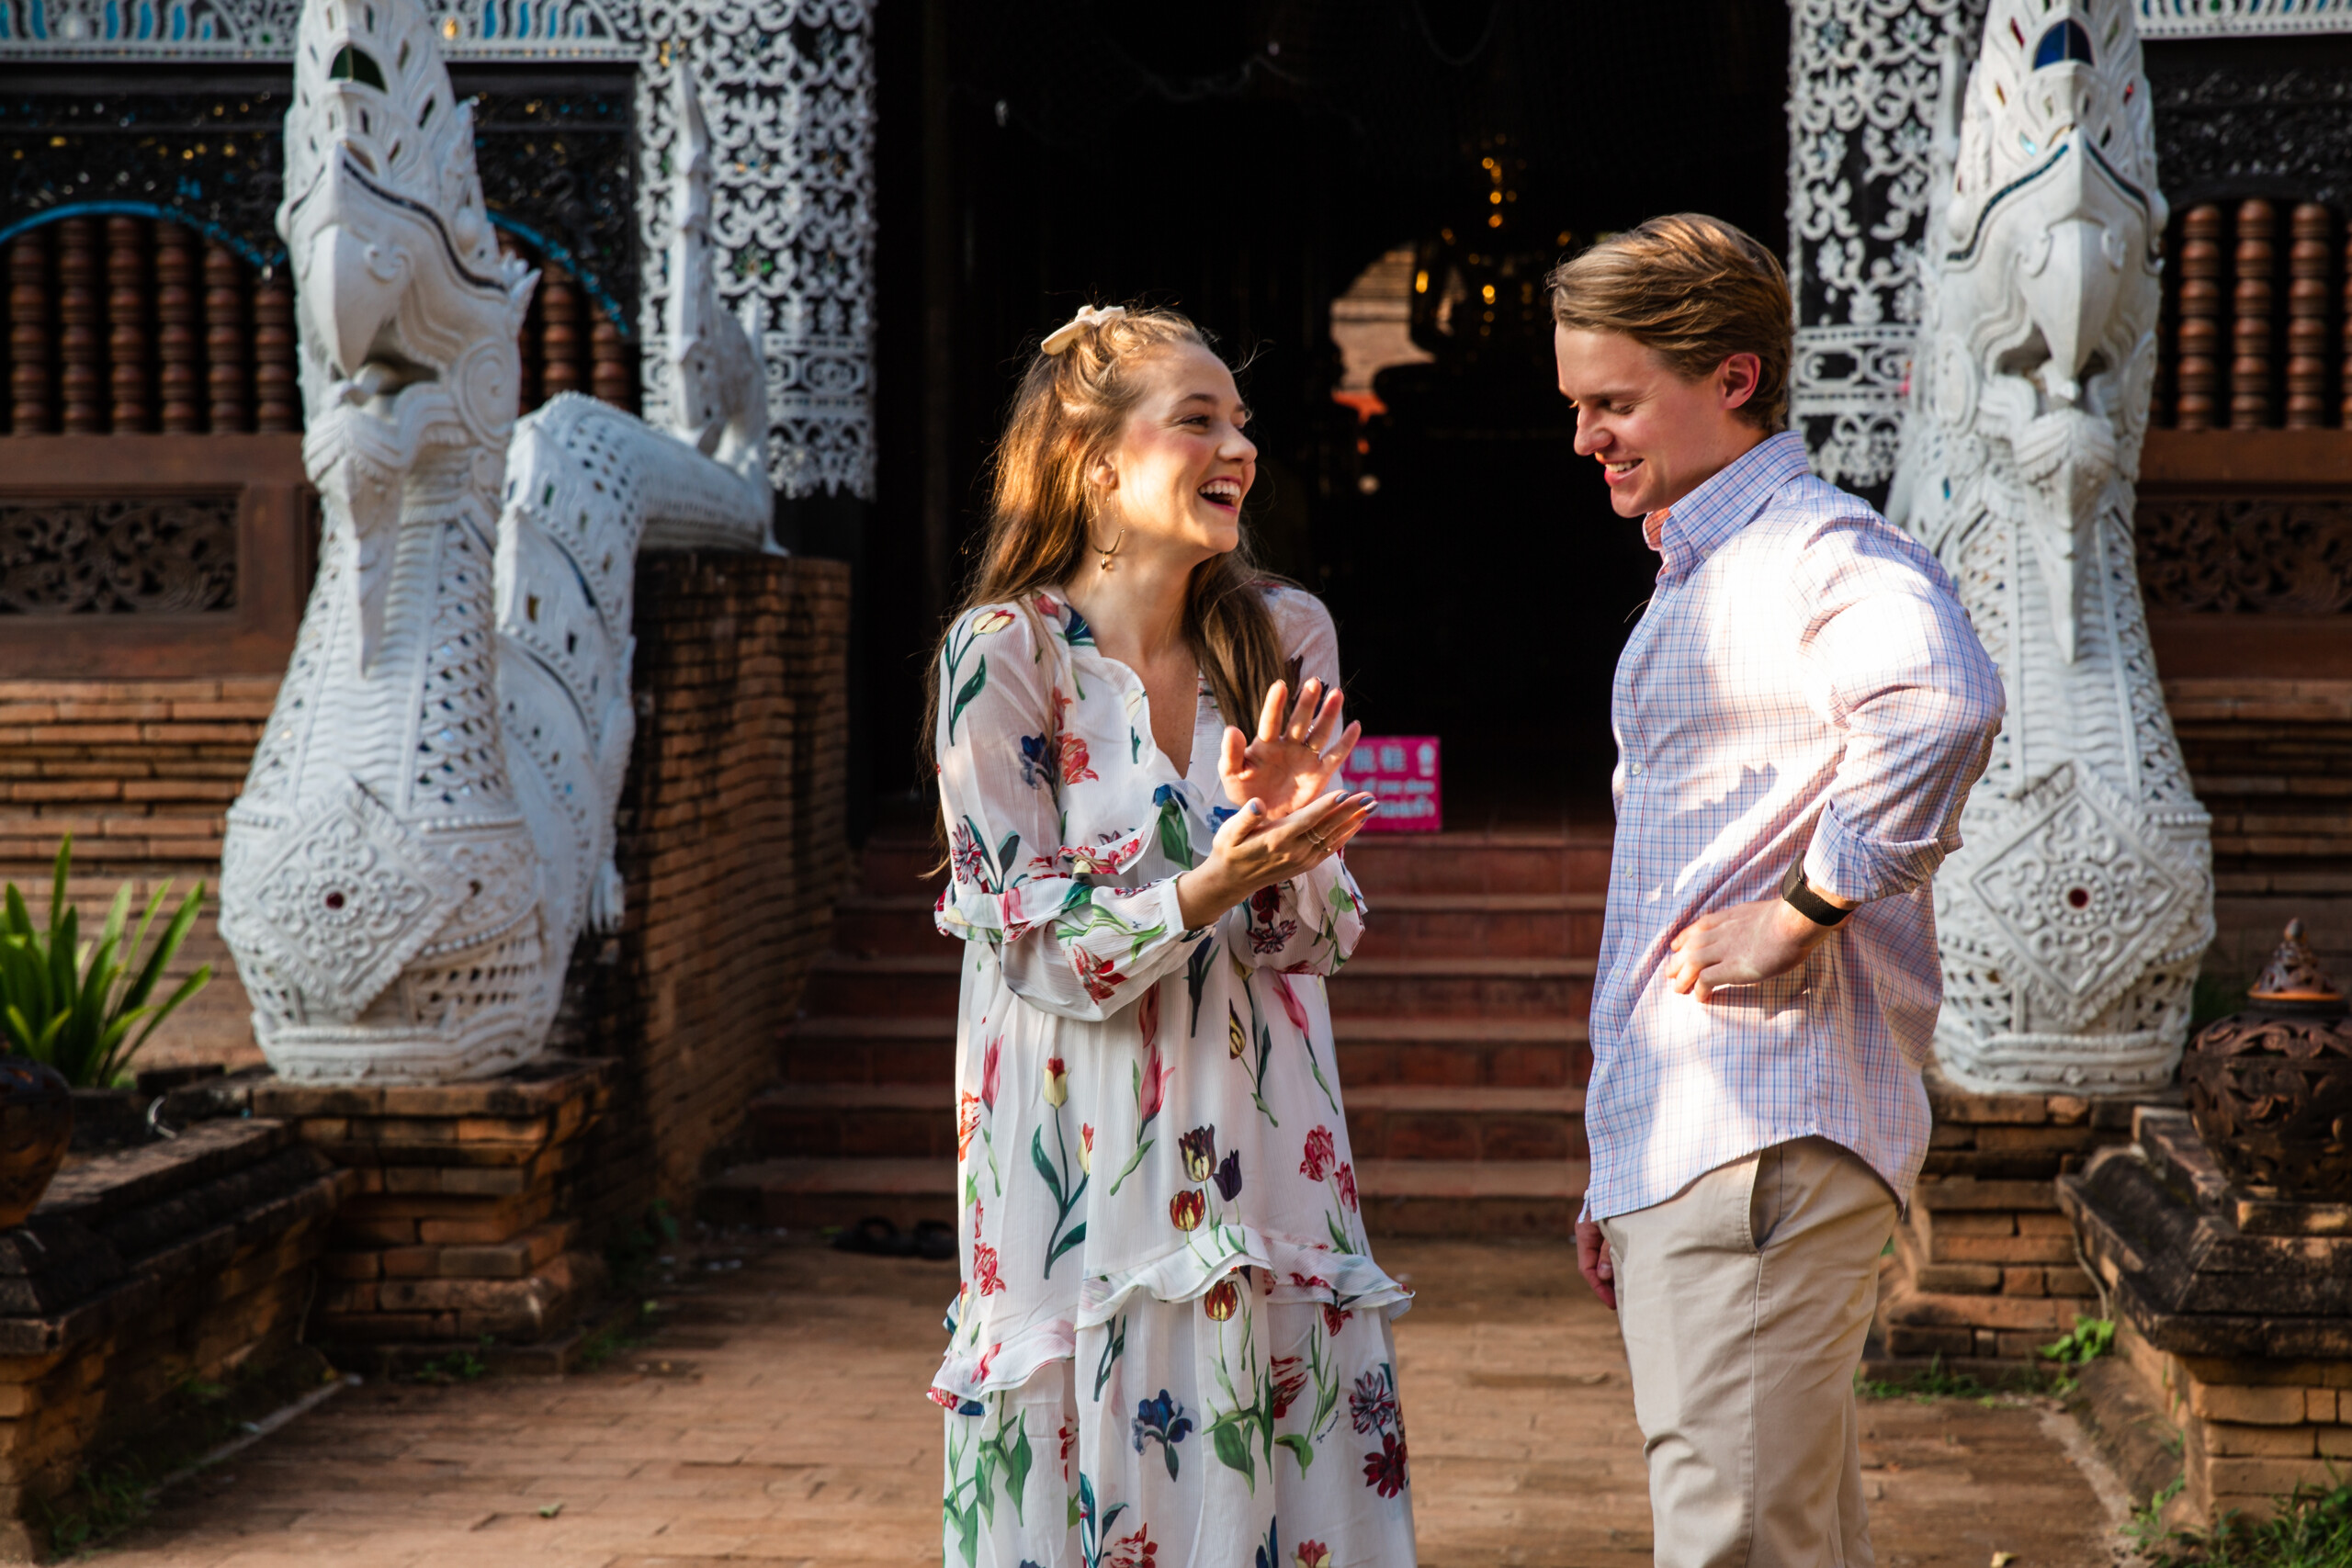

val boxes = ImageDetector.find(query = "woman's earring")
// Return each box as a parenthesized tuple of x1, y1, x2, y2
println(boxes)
(1092, 527, 1126, 573)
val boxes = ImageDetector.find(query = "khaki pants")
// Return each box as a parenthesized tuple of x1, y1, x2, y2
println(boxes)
(1598, 1137, 1898, 1568)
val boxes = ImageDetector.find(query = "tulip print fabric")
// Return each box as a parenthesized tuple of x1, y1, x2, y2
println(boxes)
(931, 588, 1416, 1567)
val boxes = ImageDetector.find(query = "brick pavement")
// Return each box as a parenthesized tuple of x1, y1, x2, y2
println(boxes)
(102, 1237, 2118, 1568)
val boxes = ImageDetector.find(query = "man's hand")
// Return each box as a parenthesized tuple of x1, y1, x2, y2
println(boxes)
(1576, 1219, 1616, 1310)
(1665, 883, 1853, 1002)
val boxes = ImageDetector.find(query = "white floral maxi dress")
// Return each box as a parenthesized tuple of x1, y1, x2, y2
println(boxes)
(930, 587, 1417, 1568)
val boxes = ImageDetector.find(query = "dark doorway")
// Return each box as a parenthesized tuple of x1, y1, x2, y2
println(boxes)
(870, 0, 1790, 829)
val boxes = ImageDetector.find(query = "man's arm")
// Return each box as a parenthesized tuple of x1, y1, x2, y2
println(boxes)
(1665, 516, 2001, 1001)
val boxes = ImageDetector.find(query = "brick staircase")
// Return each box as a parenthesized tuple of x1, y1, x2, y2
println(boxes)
(706, 830, 1608, 1236)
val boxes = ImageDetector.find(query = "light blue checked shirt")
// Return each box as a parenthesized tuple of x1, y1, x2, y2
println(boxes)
(1582, 431, 2003, 1222)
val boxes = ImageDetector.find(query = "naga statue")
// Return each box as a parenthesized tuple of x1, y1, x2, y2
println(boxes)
(220, 0, 774, 1084)
(1887, 0, 2212, 1095)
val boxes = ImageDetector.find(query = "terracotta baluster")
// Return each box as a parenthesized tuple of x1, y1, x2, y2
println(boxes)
(254, 269, 298, 433)
(2231, 198, 2275, 430)
(2285, 204, 2333, 430)
(106, 215, 151, 432)
(154, 222, 200, 434)
(591, 315, 633, 410)
(8, 231, 51, 435)
(2342, 231, 2352, 428)
(203, 243, 248, 433)
(56, 218, 102, 434)
(539, 262, 582, 400)
(2175, 205, 2222, 431)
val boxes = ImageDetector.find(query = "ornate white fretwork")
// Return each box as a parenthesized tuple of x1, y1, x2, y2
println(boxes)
(1786, 0, 1985, 494)
(1886, 0, 2214, 1095)
(631, 2, 876, 499)
(2136, 0, 2352, 36)
(220, 0, 771, 1084)
(0, 0, 878, 503)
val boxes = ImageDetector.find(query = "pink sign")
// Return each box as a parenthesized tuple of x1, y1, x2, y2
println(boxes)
(1337, 735, 1442, 833)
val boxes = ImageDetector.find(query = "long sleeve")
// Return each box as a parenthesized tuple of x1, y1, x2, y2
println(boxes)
(1792, 516, 2006, 904)
(1221, 589, 1369, 975)
(933, 604, 1205, 1023)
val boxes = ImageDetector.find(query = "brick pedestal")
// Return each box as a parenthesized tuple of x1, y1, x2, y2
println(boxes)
(253, 1060, 614, 1366)
(2064, 1109, 2352, 1525)
(0, 1120, 348, 1559)
(1874, 1069, 2146, 1369)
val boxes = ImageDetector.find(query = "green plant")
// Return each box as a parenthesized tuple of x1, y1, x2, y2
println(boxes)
(39, 1459, 153, 1554)
(2138, 1479, 2352, 1567)
(410, 1337, 494, 1385)
(0, 835, 210, 1088)
(2041, 1315, 2117, 1368)
(1857, 1354, 1990, 1404)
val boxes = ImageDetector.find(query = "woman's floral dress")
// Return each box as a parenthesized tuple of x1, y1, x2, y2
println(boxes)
(931, 587, 1416, 1568)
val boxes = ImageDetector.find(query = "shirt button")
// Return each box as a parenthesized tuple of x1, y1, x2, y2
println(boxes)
(1630, 762, 1644, 776)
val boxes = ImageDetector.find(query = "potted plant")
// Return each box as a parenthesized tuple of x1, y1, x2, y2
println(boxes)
(0, 836, 211, 1187)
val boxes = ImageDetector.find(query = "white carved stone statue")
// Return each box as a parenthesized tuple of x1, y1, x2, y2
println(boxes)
(220, 0, 775, 1083)
(1887, 0, 2213, 1095)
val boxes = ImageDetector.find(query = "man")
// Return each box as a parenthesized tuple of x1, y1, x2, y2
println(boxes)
(1551, 214, 2003, 1567)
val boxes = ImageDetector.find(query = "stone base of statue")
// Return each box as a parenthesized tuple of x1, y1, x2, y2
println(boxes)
(2062, 1108, 2352, 1526)
(251, 1059, 616, 1373)
(1870, 1067, 2156, 1372)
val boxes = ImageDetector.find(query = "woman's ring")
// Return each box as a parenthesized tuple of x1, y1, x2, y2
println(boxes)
(1307, 831, 1330, 854)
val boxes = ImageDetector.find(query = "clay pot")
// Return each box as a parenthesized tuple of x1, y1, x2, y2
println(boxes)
(0, 1056, 74, 1227)
(2182, 919, 2352, 1201)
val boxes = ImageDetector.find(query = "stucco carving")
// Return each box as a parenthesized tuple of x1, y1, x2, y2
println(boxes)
(221, 0, 770, 1082)
(1889, 0, 2214, 1094)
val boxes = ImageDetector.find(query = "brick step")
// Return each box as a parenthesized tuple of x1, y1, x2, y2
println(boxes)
(856, 840, 945, 897)
(829, 891, 1606, 960)
(856, 832, 1614, 901)
(1355, 897, 1601, 958)
(1347, 833, 1612, 896)
(1335, 1016, 1590, 1089)
(746, 1080, 1585, 1164)
(702, 1155, 1585, 1237)
(1333, 956, 1594, 1018)
(777, 1014, 1590, 1088)
(779, 1015, 957, 1084)
(1345, 1085, 1587, 1162)
(702, 1156, 954, 1231)
(800, 952, 1596, 1020)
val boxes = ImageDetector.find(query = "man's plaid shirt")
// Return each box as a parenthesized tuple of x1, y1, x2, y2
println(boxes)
(1583, 431, 2004, 1222)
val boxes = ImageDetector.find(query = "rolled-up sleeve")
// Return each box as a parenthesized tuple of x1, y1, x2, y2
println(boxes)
(1792, 519, 2005, 904)
(933, 604, 1207, 1022)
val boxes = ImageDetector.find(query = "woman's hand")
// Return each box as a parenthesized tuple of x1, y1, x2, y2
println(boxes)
(1219, 678, 1362, 821)
(1175, 788, 1378, 931)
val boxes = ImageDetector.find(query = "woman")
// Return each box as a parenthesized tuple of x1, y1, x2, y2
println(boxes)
(928, 303, 1418, 1568)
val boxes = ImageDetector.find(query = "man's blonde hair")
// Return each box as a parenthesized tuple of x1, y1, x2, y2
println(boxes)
(1544, 214, 1792, 431)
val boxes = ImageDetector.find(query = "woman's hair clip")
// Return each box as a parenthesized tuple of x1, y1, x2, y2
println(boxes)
(1041, 304, 1128, 356)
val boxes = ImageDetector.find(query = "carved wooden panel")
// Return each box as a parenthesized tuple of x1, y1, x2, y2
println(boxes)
(2140, 497, 2352, 614)
(0, 497, 238, 615)
(0, 434, 309, 676)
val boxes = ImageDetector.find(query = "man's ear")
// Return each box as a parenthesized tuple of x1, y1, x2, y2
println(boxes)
(1719, 352, 1761, 412)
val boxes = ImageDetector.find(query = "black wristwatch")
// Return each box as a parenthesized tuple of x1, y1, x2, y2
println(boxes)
(1781, 861, 1852, 928)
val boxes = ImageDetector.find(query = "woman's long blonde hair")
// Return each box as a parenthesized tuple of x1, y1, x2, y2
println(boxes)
(922, 305, 1290, 773)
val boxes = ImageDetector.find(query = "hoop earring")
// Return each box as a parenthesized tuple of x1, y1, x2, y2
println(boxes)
(1091, 527, 1126, 573)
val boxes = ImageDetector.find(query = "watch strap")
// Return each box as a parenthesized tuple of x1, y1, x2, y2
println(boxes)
(1781, 860, 1851, 928)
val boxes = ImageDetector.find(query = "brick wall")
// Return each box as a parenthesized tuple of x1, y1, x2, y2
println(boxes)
(0, 678, 277, 1072)
(564, 553, 854, 1222)
(2165, 677, 2352, 986)
(0, 556, 851, 1235)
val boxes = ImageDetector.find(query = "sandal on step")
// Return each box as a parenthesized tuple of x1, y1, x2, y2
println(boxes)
(833, 1215, 914, 1257)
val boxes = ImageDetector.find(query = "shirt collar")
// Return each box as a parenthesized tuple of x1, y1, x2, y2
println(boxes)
(1642, 429, 1813, 581)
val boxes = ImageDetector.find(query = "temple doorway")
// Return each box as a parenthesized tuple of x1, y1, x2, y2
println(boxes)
(866, 0, 1791, 829)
